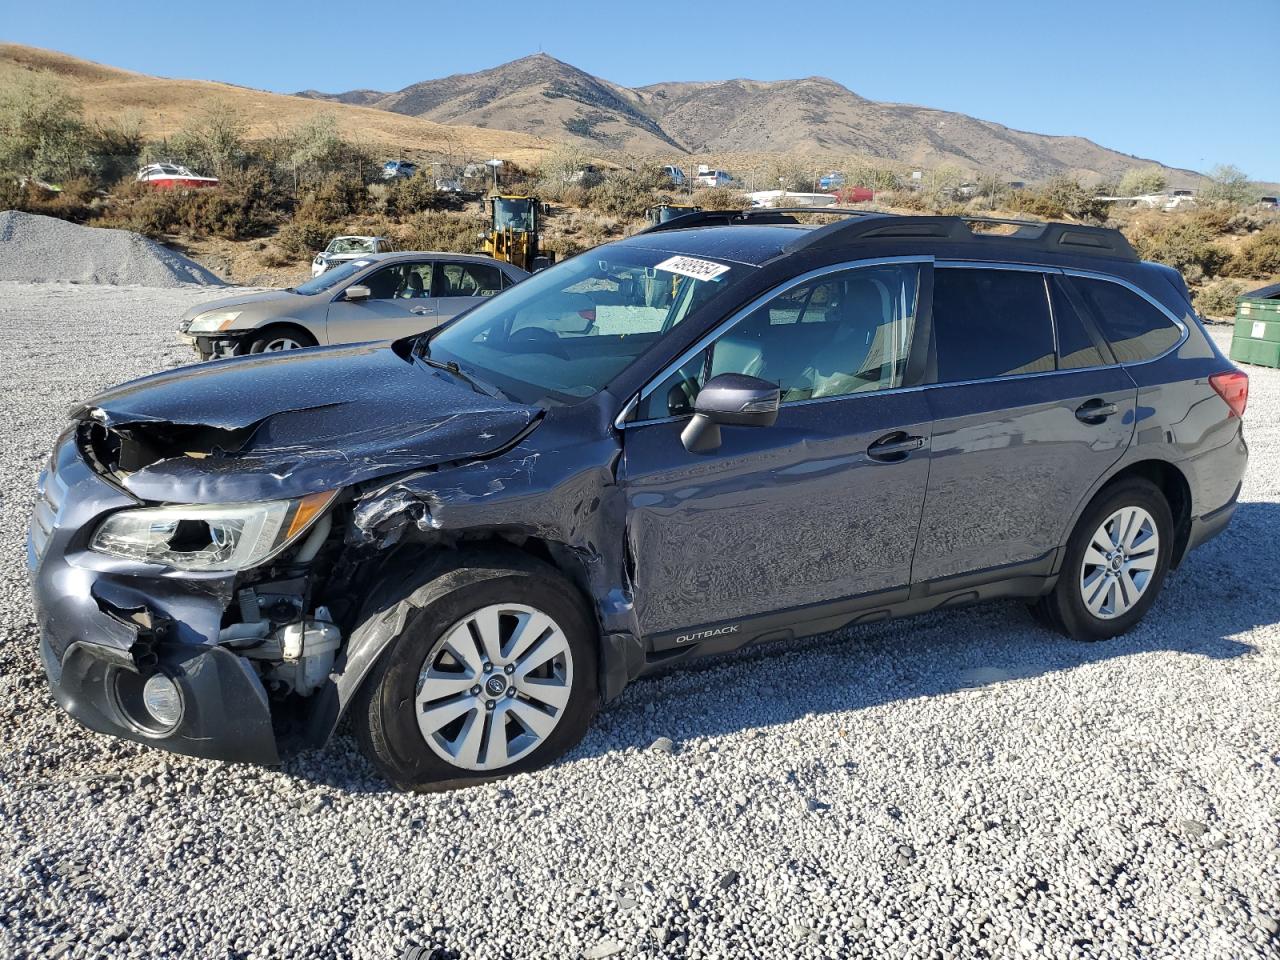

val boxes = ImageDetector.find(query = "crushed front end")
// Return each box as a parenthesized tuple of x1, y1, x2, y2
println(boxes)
(29, 426, 348, 765)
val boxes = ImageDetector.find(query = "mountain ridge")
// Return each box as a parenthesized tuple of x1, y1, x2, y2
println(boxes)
(299, 54, 1197, 184)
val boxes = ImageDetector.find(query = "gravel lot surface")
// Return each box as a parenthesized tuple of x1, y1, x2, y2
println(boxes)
(1, 282, 1278, 960)
(0, 213, 224, 287)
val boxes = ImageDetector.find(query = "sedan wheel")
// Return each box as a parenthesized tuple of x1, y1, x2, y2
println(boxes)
(260, 336, 301, 352)
(1079, 505, 1160, 619)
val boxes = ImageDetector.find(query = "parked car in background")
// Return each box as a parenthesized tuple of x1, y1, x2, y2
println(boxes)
(819, 171, 846, 190)
(695, 166, 734, 187)
(136, 163, 219, 190)
(179, 252, 529, 359)
(382, 160, 418, 180)
(663, 165, 686, 187)
(311, 236, 396, 277)
(1257, 196, 1278, 210)
(33, 209, 1247, 791)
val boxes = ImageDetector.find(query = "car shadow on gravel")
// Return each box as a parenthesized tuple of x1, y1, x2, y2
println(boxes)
(283, 500, 1274, 793)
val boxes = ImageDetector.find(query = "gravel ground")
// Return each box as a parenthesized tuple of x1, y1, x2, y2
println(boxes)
(1, 282, 1278, 960)
(0, 212, 225, 287)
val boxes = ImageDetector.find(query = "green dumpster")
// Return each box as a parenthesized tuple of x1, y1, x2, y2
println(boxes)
(1229, 283, 1280, 369)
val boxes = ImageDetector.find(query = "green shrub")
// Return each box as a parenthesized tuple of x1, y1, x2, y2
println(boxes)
(398, 210, 486, 253)
(382, 172, 448, 217)
(274, 219, 331, 258)
(296, 175, 368, 223)
(1229, 225, 1280, 279)
(1127, 214, 1229, 282)
(1008, 178, 1108, 222)
(1193, 279, 1246, 319)
(689, 186, 746, 211)
(589, 168, 668, 220)
(1118, 166, 1167, 196)
(0, 67, 93, 181)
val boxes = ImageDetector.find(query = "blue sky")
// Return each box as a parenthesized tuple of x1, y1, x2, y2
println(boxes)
(4, 0, 1277, 180)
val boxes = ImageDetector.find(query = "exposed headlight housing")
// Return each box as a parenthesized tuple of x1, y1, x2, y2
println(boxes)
(89, 491, 336, 572)
(186, 309, 243, 334)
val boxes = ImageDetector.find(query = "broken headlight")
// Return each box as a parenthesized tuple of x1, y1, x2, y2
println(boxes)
(186, 309, 243, 333)
(89, 491, 336, 572)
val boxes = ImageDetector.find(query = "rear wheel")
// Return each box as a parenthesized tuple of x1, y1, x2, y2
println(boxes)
(247, 325, 316, 353)
(353, 556, 598, 791)
(1033, 478, 1173, 641)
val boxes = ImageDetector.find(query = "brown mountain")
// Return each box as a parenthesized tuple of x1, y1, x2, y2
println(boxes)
(300, 54, 1194, 183)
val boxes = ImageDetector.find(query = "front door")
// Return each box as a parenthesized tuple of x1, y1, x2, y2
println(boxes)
(621, 261, 934, 646)
(912, 266, 1136, 583)
(326, 261, 438, 343)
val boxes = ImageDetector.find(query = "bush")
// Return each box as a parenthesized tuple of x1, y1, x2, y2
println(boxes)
(1193, 279, 1246, 319)
(274, 219, 331, 258)
(382, 172, 448, 217)
(1118, 166, 1167, 196)
(296, 175, 368, 223)
(1008, 178, 1109, 222)
(398, 210, 486, 253)
(1201, 164, 1251, 206)
(689, 186, 746, 211)
(1229, 225, 1280, 279)
(0, 67, 93, 181)
(1126, 213, 1229, 282)
(163, 104, 248, 179)
(589, 168, 668, 220)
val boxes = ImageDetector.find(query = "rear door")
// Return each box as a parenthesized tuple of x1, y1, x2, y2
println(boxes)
(621, 260, 935, 646)
(433, 260, 507, 323)
(325, 260, 438, 343)
(912, 264, 1137, 584)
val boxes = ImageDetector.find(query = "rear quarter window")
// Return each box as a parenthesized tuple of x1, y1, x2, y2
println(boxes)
(1068, 276, 1182, 363)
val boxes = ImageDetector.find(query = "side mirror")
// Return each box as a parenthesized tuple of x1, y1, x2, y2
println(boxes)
(680, 373, 780, 453)
(345, 284, 371, 302)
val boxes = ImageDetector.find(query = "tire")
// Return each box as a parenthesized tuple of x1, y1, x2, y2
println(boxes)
(1033, 478, 1173, 642)
(246, 325, 316, 353)
(353, 554, 598, 791)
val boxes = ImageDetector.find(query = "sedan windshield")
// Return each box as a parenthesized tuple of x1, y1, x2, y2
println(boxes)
(425, 248, 748, 405)
(292, 259, 374, 295)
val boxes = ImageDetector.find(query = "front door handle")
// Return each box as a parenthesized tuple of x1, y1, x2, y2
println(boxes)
(867, 432, 925, 462)
(409, 305, 435, 316)
(1075, 399, 1119, 423)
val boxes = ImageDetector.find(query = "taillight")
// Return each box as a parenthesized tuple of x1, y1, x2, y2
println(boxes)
(1209, 370, 1248, 418)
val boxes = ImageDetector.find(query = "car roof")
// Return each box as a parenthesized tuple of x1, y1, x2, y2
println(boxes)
(358, 251, 528, 273)
(614, 224, 809, 266)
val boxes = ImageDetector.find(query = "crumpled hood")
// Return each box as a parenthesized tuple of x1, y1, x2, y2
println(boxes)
(75, 342, 539, 503)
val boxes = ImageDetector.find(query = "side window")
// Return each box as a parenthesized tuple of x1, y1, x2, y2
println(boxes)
(932, 268, 1054, 383)
(437, 262, 503, 297)
(639, 263, 920, 419)
(1050, 276, 1107, 370)
(1068, 276, 1182, 363)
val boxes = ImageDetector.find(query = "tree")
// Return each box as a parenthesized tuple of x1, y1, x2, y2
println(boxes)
(168, 103, 248, 178)
(1118, 165, 1167, 196)
(0, 68, 91, 181)
(1201, 164, 1251, 205)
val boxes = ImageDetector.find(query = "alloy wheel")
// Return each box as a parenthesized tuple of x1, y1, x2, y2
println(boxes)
(415, 603, 574, 771)
(1079, 505, 1161, 620)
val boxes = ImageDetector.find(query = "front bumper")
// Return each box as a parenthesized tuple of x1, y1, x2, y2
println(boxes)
(28, 435, 279, 765)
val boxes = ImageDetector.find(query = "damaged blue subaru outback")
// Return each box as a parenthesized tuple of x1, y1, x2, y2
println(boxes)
(29, 210, 1249, 790)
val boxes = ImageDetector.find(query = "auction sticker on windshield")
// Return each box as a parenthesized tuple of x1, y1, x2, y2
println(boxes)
(655, 255, 731, 281)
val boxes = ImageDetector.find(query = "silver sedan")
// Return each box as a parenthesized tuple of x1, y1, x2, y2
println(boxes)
(179, 252, 529, 360)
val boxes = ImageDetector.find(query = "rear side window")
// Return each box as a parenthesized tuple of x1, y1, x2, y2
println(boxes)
(1050, 276, 1107, 370)
(932, 268, 1054, 383)
(1069, 277, 1182, 363)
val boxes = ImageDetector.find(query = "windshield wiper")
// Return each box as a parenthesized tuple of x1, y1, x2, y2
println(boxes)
(418, 350, 508, 401)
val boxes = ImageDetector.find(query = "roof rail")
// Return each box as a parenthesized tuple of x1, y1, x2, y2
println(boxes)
(637, 206, 889, 234)
(781, 213, 1138, 261)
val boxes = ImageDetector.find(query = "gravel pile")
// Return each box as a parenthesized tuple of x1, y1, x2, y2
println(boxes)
(0, 211, 224, 287)
(1, 284, 1278, 959)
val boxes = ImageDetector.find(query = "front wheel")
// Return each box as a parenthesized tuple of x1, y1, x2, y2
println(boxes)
(1033, 478, 1174, 641)
(353, 556, 598, 791)
(247, 325, 316, 353)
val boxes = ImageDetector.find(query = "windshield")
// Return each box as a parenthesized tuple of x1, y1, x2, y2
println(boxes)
(424, 247, 749, 406)
(493, 198, 534, 231)
(328, 237, 377, 254)
(292, 259, 373, 295)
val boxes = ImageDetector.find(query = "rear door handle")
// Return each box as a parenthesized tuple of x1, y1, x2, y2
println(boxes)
(409, 305, 435, 316)
(867, 432, 925, 462)
(1075, 399, 1119, 423)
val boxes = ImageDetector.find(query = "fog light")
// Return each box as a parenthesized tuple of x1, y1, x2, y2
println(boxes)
(142, 673, 183, 728)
